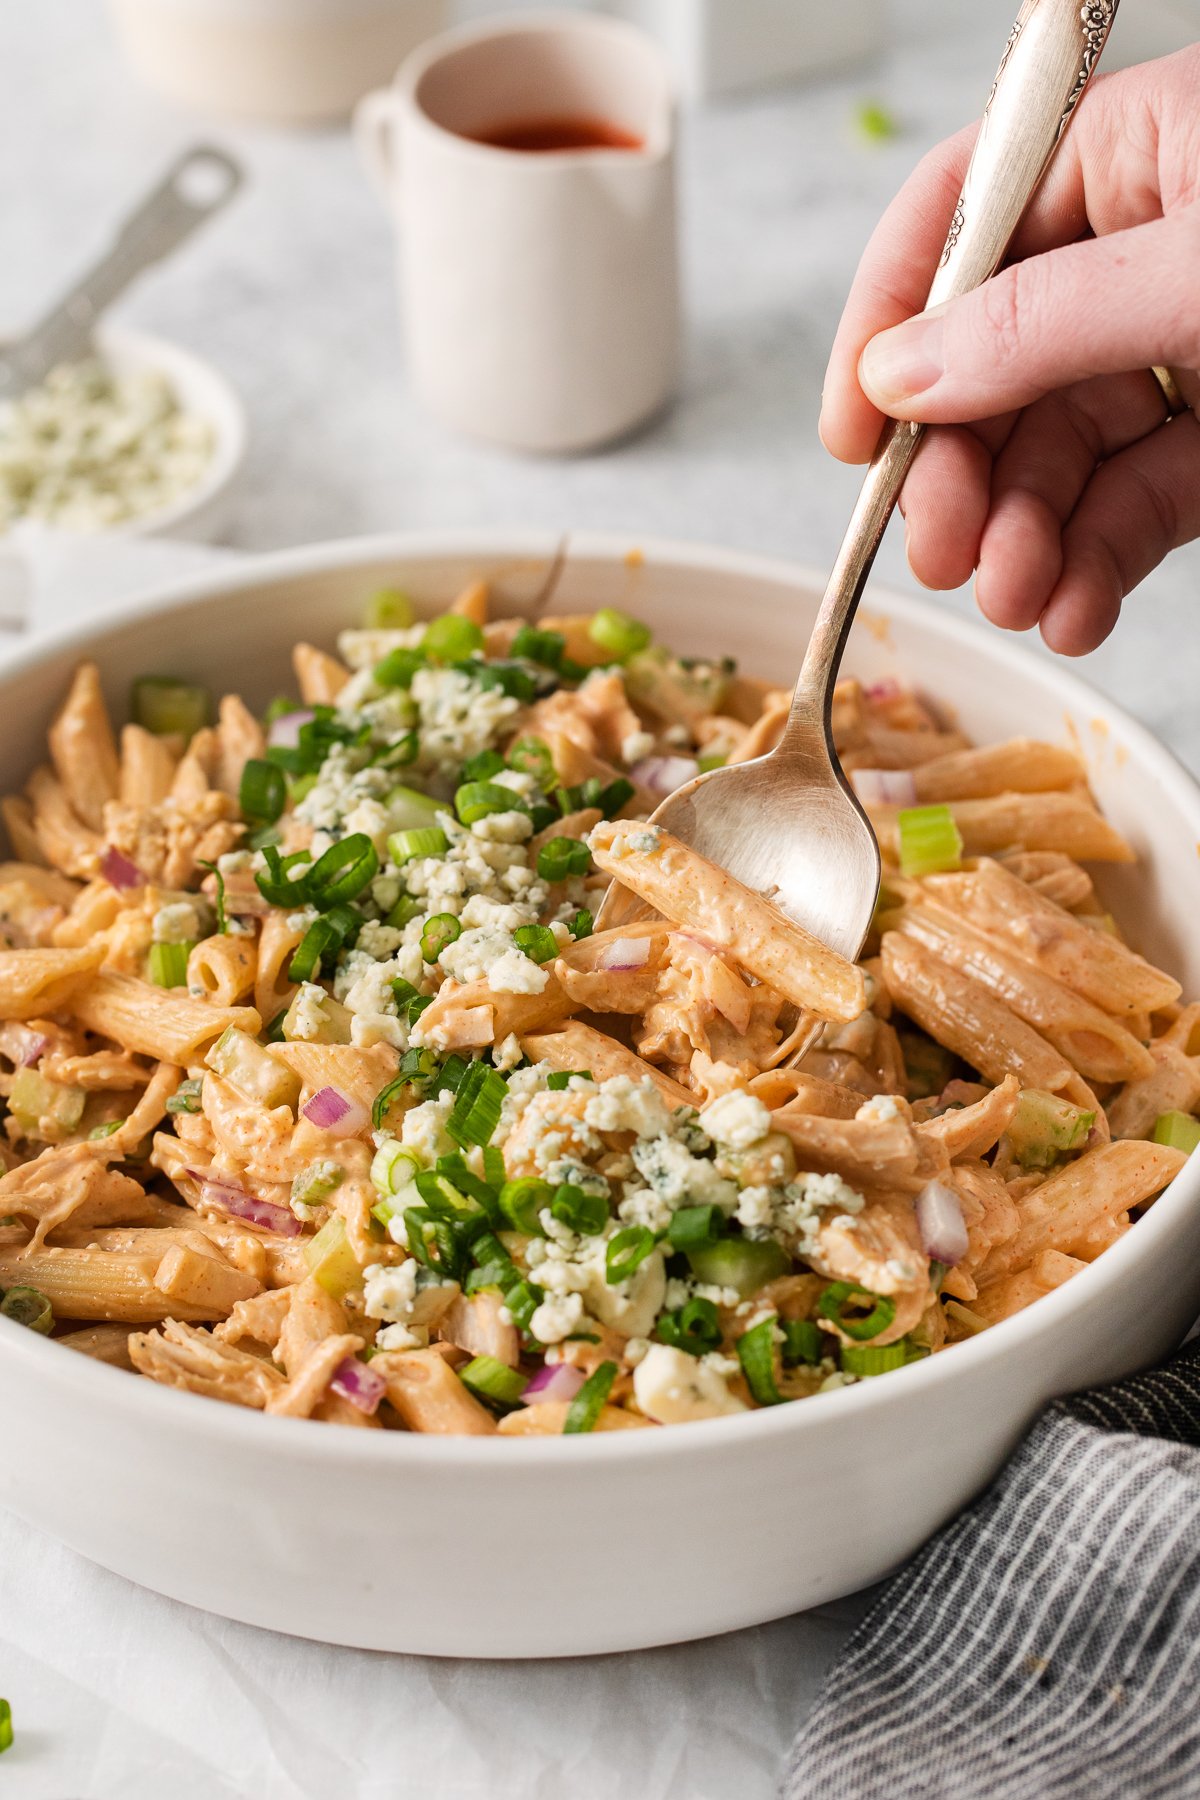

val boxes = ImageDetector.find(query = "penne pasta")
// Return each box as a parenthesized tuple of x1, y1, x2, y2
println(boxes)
(868, 793, 1134, 864)
(68, 971, 260, 1061)
(188, 933, 257, 1007)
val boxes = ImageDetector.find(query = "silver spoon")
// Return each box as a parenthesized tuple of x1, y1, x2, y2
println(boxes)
(596, 0, 1120, 959)
(0, 144, 242, 402)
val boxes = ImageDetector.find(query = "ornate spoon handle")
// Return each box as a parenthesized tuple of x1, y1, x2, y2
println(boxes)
(786, 0, 1119, 736)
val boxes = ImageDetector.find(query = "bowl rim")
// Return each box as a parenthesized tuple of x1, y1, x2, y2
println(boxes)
(47, 321, 247, 541)
(3, 524, 1197, 1465)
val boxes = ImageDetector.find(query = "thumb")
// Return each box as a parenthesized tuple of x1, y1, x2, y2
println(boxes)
(857, 210, 1200, 422)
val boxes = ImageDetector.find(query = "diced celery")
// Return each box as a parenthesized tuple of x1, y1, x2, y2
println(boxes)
(364, 588, 414, 630)
(687, 1234, 790, 1299)
(8, 1069, 86, 1141)
(1153, 1110, 1200, 1155)
(1006, 1088, 1094, 1169)
(206, 1027, 302, 1111)
(303, 1214, 362, 1299)
(897, 804, 963, 878)
(131, 675, 210, 741)
(386, 785, 444, 832)
(280, 991, 354, 1045)
(623, 648, 728, 725)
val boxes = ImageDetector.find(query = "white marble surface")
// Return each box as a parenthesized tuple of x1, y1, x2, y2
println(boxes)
(1, 3, 1199, 1796)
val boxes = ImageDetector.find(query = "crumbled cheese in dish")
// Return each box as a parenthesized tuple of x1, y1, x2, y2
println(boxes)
(488, 949, 546, 995)
(525, 1220, 667, 1338)
(0, 359, 214, 533)
(471, 810, 532, 844)
(583, 1075, 675, 1141)
(151, 898, 210, 944)
(699, 1091, 774, 1151)
(336, 625, 427, 670)
(363, 1258, 420, 1322)
(492, 1033, 524, 1073)
(399, 1095, 455, 1165)
(856, 1094, 902, 1122)
(409, 668, 520, 775)
(287, 982, 336, 1042)
(438, 927, 519, 988)
(633, 1345, 746, 1423)
(736, 1170, 866, 1253)
(621, 729, 655, 766)
(528, 1290, 585, 1344)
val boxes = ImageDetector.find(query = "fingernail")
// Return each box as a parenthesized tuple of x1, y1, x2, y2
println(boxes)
(860, 309, 945, 406)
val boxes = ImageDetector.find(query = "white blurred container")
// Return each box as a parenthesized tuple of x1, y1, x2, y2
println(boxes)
(603, 0, 887, 99)
(106, 0, 450, 125)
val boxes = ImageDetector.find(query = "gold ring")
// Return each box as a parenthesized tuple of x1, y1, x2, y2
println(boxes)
(1149, 365, 1190, 417)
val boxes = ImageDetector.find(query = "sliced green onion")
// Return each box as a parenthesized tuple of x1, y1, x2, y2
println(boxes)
(447, 1061, 507, 1148)
(436, 1153, 500, 1217)
(840, 1341, 907, 1376)
(0, 1698, 11, 1754)
(546, 1070, 592, 1091)
(292, 1159, 345, 1206)
(414, 1168, 482, 1225)
(88, 1119, 123, 1140)
(781, 1319, 823, 1367)
(736, 1316, 783, 1405)
(600, 778, 635, 818)
(508, 736, 555, 784)
(197, 858, 228, 934)
(371, 1076, 408, 1130)
(665, 1205, 722, 1250)
(424, 613, 484, 663)
(384, 893, 424, 930)
(550, 1183, 608, 1236)
(500, 1277, 543, 1331)
(529, 800, 558, 834)
(606, 1225, 656, 1285)
(464, 659, 538, 703)
(239, 758, 286, 824)
(513, 924, 558, 964)
(855, 100, 898, 142)
(255, 845, 315, 908)
(0, 1284, 54, 1334)
(460, 1354, 527, 1409)
(288, 917, 340, 983)
(434, 1053, 470, 1094)
(370, 1140, 421, 1199)
(421, 912, 462, 962)
(568, 909, 593, 941)
(511, 622, 565, 669)
(818, 1280, 896, 1342)
(686, 1235, 790, 1298)
(374, 647, 426, 689)
(537, 837, 592, 882)
(131, 674, 210, 740)
(588, 607, 651, 661)
(386, 785, 442, 830)
(165, 1077, 203, 1115)
(371, 731, 419, 770)
(306, 833, 378, 908)
(455, 781, 523, 826)
(1153, 1110, 1200, 1154)
(364, 587, 414, 629)
(897, 803, 963, 878)
(563, 1360, 618, 1433)
(657, 1296, 722, 1357)
(148, 940, 193, 988)
(482, 1144, 507, 1189)
(462, 748, 506, 782)
(499, 1177, 551, 1235)
(388, 826, 448, 865)
(697, 753, 726, 773)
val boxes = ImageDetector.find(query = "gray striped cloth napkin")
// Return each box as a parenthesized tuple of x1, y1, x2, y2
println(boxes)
(783, 1339, 1200, 1800)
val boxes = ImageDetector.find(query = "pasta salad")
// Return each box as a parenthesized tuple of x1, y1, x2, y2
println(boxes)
(0, 581, 1190, 1436)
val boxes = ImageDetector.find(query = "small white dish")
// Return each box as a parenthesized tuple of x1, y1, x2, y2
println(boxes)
(2, 530, 1199, 1658)
(86, 324, 246, 543)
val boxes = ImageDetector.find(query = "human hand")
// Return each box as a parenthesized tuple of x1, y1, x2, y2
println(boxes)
(820, 48, 1200, 654)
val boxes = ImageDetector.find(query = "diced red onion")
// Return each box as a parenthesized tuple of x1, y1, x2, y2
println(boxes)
(915, 1179, 969, 1265)
(330, 1355, 386, 1415)
(630, 755, 700, 796)
(865, 678, 902, 704)
(301, 1086, 370, 1138)
(597, 936, 652, 972)
(192, 1172, 302, 1238)
(0, 1024, 49, 1067)
(521, 1362, 585, 1404)
(850, 768, 918, 808)
(267, 709, 315, 750)
(100, 846, 144, 890)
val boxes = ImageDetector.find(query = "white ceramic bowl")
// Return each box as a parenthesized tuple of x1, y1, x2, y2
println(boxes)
(3, 530, 1200, 1658)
